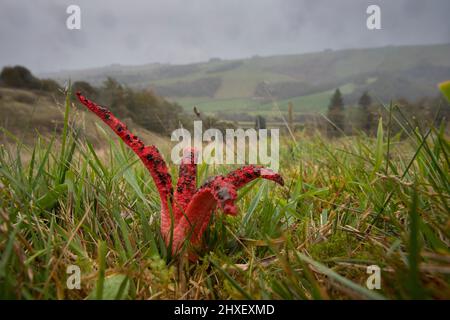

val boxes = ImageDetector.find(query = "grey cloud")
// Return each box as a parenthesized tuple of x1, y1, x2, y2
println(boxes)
(0, 0, 449, 73)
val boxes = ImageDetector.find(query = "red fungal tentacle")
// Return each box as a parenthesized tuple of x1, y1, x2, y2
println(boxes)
(225, 165, 284, 189)
(173, 148, 198, 222)
(76, 92, 174, 235)
(199, 176, 238, 215)
(172, 167, 283, 256)
(171, 176, 239, 254)
(76, 91, 285, 259)
(172, 179, 238, 253)
(172, 190, 217, 253)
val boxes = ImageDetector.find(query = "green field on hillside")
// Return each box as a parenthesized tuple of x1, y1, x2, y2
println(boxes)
(173, 82, 357, 116)
(44, 44, 450, 116)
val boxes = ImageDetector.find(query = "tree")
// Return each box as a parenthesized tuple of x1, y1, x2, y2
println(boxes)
(358, 91, 373, 134)
(288, 101, 294, 132)
(100, 78, 129, 118)
(255, 115, 266, 130)
(73, 81, 98, 99)
(40, 79, 61, 92)
(358, 91, 372, 109)
(327, 88, 345, 137)
(0, 66, 61, 92)
(0, 66, 40, 89)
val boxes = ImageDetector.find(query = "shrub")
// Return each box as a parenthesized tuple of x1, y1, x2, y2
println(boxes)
(0, 65, 40, 89)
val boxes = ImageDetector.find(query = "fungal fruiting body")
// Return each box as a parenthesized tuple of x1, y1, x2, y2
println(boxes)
(76, 92, 284, 258)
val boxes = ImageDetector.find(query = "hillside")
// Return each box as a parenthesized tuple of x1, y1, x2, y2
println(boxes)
(42, 44, 450, 115)
(0, 87, 170, 154)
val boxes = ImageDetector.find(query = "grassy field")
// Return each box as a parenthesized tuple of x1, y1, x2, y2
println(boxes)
(0, 88, 170, 152)
(0, 92, 449, 299)
(170, 82, 357, 117)
(44, 43, 450, 115)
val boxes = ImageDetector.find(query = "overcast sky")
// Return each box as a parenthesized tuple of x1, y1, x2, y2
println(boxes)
(1, 0, 449, 73)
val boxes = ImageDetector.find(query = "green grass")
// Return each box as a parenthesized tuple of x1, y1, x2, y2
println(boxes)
(0, 92, 449, 299)
(258, 83, 357, 114)
(46, 43, 450, 108)
(171, 96, 260, 113)
(173, 83, 356, 116)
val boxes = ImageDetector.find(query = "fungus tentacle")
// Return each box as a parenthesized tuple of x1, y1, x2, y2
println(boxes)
(226, 165, 284, 188)
(77, 93, 284, 260)
(171, 167, 283, 254)
(173, 148, 198, 223)
(76, 92, 173, 232)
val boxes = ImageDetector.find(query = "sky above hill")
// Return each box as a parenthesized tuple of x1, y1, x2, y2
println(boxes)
(1, 0, 449, 73)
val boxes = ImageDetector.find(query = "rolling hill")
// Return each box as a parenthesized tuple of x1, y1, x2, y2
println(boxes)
(0, 87, 170, 153)
(42, 43, 450, 116)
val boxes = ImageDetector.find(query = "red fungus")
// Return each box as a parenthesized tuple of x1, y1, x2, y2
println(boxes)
(76, 92, 284, 259)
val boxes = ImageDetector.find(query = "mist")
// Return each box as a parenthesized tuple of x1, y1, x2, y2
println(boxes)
(1, 0, 449, 73)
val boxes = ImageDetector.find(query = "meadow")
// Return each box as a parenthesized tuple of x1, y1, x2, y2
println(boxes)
(0, 89, 449, 300)
(45, 43, 450, 118)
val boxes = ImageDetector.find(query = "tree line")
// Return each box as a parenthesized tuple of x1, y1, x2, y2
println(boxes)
(0, 65, 190, 135)
(326, 88, 450, 137)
